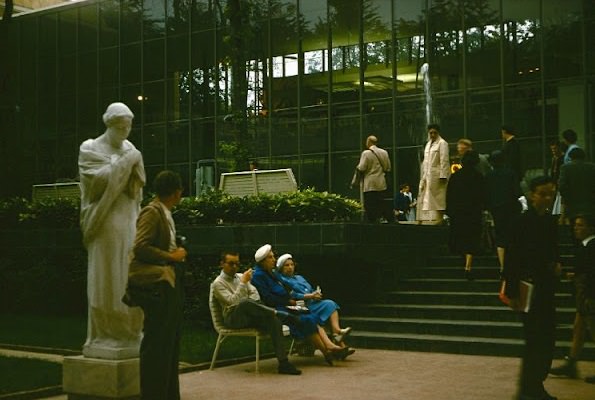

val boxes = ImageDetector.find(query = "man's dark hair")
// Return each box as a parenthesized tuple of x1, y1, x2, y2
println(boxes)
(427, 123, 440, 132)
(562, 129, 578, 144)
(569, 147, 586, 161)
(219, 251, 240, 264)
(501, 125, 515, 136)
(528, 175, 555, 193)
(153, 170, 183, 198)
(399, 183, 410, 190)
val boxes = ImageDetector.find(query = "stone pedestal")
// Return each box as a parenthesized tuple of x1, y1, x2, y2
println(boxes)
(63, 356, 140, 400)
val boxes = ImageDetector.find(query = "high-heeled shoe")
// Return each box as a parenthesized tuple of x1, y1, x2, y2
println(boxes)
(323, 352, 334, 366)
(333, 327, 352, 343)
(464, 270, 474, 281)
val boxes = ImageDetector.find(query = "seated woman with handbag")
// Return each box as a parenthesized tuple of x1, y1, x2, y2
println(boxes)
(251, 244, 350, 365)
(276, 254, 353, 352)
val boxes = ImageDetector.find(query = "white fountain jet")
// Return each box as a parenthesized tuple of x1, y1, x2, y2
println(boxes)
(419, 62, 432, 129)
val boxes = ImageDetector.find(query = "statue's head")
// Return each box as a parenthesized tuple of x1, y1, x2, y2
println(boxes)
(103, 102, 134, 141)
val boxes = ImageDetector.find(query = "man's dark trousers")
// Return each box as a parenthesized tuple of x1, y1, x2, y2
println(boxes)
(519, 277, 556, 397)
(224, 299, 287, 361)
(363, 190, 392, 222)
(133, 276, 184, 400)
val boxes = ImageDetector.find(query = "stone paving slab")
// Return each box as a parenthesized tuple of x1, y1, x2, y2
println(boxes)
(40, 349, 595, 400)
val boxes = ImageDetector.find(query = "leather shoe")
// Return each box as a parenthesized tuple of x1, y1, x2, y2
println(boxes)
(278, 360, 301, 375)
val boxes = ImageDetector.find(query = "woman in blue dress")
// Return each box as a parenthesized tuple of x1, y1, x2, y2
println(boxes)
(250, 244, 349, 364)
(276, 253, 352, 346)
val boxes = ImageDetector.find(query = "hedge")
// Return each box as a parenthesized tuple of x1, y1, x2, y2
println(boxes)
(0, 189, 362, 229)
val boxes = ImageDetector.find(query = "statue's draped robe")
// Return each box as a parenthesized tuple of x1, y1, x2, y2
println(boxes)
(78, 138, 145, 357)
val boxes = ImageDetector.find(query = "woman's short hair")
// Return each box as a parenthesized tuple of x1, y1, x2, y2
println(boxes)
(153, 170, 182, 198)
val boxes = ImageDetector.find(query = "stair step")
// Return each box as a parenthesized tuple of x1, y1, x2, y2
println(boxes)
(381, 291, 574, 307)
(345, 304, 579, 324)
(341, 316, 574, 340)
(397, 278, 574, 292)
(346, 331, 595, 360)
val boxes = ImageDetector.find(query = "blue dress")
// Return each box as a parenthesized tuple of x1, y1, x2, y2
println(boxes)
(277, 273, 340, 326)
(251, 265, 318, 340)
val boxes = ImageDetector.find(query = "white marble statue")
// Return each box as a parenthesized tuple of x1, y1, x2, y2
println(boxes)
(78, 102, 145, 359)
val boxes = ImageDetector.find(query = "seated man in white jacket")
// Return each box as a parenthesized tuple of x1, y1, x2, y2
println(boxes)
(211, 250, 301, 375)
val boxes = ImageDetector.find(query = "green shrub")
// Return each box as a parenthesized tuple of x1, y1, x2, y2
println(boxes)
(173, 188, 362, 226)
(0, 197, 29, 228)
(19, 197, 81, 229)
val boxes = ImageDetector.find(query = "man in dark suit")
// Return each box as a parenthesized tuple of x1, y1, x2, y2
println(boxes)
(559, 148, 595, 222)
(550, 214, 595, 384)
(125, 171, 187, 400)
(503, 176, 560, 400)
(501, 125, 523, 186)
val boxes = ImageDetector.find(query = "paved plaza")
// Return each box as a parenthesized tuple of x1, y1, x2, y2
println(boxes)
(38, 349, 595, 400)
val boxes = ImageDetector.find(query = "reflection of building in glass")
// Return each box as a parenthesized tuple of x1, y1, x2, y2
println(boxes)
(0, 0, 593, 199)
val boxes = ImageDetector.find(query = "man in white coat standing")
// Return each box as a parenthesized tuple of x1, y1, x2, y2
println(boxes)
(418, 124, 450, 224)
(352, 135, 392, 222)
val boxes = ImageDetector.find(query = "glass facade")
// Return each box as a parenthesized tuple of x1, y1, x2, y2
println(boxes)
(0, 0, 593, 198)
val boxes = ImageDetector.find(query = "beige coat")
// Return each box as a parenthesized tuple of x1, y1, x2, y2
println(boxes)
(419, 137, 450, 211)
(354, 145, 391, 192)
(128, 199, 176, 287)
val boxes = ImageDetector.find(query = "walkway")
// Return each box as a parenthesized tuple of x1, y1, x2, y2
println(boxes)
(38, 349, 595, 400)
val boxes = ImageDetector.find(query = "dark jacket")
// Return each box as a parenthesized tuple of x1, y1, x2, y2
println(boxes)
(503, 208, 559, 298)
(559, 160, 595, 219)
(446, 167, 485, 217)
(575, 238, 595, 312)
(485, 166, 521, 211)
(502, 137, 522, 183)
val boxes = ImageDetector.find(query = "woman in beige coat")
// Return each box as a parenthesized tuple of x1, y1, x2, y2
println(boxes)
(418, 124, 451, 224)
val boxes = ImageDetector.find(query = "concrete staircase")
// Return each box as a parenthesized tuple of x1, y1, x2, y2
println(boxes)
(343, 248, 595, 360)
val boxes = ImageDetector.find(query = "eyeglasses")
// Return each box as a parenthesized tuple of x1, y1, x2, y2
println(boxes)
(225, 261, 240, 266)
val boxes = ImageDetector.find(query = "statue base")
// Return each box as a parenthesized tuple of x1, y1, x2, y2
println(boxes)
(83, 343, 140, 360)
(63, 356, 140, 399)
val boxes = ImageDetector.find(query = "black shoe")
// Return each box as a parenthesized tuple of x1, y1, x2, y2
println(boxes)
(465, 270, 474, 281)
(278, 360, 301, 375)
(334, 347, 355, 360)
(540, 388, 557, 400)
(585, 375, 595, 384)
(549, 357, 578, 378)
(323, 352, 334, 366)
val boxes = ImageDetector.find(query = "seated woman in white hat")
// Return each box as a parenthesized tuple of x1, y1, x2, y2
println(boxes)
(276, 253, 353, 352)
(251, 244, 349, 364)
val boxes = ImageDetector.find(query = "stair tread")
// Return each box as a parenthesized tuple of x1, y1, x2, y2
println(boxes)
(350, 331, 595, 348)
(342, 316, 522, 327)
(352, 303, 577, 312)
(386, 290, 573, 297)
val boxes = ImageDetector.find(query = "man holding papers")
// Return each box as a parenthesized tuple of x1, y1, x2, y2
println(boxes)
(502, 176, 561, 400)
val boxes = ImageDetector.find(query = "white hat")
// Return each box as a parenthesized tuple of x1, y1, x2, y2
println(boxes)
(254, 244, 272, 263)
(276, 253, 293, 269)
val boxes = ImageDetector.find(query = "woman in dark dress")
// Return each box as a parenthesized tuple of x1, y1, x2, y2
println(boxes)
(446, 150, 485, 280)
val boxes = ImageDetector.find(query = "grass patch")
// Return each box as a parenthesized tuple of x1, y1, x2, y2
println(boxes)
(0, 314, 86, 350)
(0, 314, 278, 364)
(0, 357, 61, 395)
